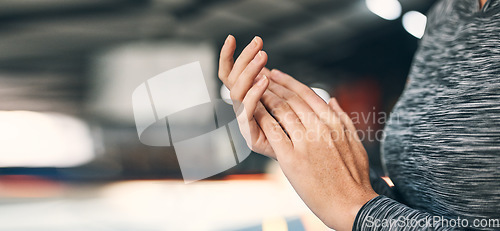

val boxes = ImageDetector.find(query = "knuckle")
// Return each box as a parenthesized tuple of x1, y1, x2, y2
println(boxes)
(261, 121, 276, 133)
(274, 100, 290, 111)
(289, 92, 302, 102)
(271, 123, 283, 133)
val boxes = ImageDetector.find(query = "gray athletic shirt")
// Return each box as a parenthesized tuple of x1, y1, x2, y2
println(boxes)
(353, 0, 500, 230)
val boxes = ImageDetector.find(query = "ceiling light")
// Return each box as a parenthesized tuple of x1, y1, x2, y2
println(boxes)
(220, 84, 233, 105)
(365, 0, 402, 20)
(311, 87, 330, 103)
(402, 11, 427, 39)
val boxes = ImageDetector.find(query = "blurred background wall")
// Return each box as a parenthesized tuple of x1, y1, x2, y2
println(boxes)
(0, 0, 436, 230)
(0, 0, 435, 180)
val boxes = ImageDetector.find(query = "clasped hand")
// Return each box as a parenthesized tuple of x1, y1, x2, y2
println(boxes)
(218, 35, 378, 231)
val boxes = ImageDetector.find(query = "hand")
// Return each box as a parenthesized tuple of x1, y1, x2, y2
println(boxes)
(258, 69, 378, 231)
(218, 35, 378, 230)
(218, 35, 277, 158)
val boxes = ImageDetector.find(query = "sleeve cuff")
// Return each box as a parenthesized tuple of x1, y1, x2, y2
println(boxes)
(353, 195, 387, 230)
(352, 195, 439, 231)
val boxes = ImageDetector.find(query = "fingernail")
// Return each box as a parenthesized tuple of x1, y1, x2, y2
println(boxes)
(254, 74, 264, 84)
(252, 36, 259, 47)
(257, 75, 268, 86)
(253, 51, 263, 61)
(225, 35, 231, 44)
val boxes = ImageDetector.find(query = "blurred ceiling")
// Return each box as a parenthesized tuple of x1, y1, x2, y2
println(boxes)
(0, 0, 436, 115)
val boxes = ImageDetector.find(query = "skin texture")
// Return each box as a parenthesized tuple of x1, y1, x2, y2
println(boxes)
(218, 35, 277, 158)
(218, 35, 378, 231)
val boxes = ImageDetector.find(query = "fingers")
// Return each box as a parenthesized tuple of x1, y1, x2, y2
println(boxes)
(227, 36, 263, 87)
(328, 98, 364, 152)
(239, 74, 269, 121)
(218, 35, 294, 158)
(270, 69, 345, 141)
(259, 67, 272, 79)
(267, 81, 324, 131)
(219, 35, 236, 87)
(328, 98, 369, 183)
(254, 103, 293, 156)
(233, 75, 272, 157)
(230, 50, 268, 102)
(260, 90, 306, 143)
(270, 69, 326, 113)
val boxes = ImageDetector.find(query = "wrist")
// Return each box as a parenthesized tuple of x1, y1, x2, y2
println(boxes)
(324, 190, 379, 231)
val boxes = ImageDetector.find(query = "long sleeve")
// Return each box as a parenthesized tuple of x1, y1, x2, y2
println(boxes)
(359, 171, 458, 230)
(356, 171, 458, 230)
(354, 1, 500, 230)
(353, 196, 461, 230)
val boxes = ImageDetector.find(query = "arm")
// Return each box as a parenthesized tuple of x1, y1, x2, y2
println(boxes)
(218, 36, 462, 231)
(224, 58, 378, 230)
(266, 71, 464, 231)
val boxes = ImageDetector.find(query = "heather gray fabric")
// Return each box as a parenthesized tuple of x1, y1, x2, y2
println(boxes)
(353, 0, 500, 230)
